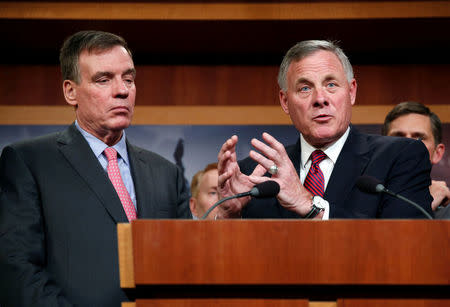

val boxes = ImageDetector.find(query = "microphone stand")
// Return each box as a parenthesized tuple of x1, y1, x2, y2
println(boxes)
(201, 191, 251, 220)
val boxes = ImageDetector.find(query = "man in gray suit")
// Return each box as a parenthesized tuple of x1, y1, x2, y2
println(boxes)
(0, 30, 191, 307)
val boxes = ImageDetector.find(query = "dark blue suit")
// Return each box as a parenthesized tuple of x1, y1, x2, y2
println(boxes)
(239, 126, 433, 219)
(0, 124, 191, 307)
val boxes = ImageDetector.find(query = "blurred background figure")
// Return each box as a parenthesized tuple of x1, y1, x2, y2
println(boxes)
(190, 163, 219, 219)
(173, 138, 190, 191)
(382, 101, 450, 218)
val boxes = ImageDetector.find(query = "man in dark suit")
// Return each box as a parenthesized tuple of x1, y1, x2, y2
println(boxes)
(0, 31, 191, 307)
(382, 101, 449, 218)
(217, 40, 432, 219)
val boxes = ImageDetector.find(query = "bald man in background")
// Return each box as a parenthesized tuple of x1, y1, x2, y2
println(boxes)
(190, 163, 219, 219)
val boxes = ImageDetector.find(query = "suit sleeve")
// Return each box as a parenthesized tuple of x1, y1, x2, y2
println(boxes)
(0, 146, 73, 307)
(379, 140, 434, 218)
(175, 163, 192, 219)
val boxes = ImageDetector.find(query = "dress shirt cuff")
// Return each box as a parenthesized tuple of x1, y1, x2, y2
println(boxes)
(322, 200, 330, 220)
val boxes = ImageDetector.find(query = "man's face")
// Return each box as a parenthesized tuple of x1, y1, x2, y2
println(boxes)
(387, 113, 442, 164)
(190, 169, 219, 219)
(64, 45, 136, 143)
(279, 50, 357, 148)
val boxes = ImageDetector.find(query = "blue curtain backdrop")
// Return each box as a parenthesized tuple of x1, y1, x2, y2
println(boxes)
(1, 124, 448, 185)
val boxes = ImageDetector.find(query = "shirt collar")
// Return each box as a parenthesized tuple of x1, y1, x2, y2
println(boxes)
(300, 126, 350, 168)
(75, 120, 129, 165)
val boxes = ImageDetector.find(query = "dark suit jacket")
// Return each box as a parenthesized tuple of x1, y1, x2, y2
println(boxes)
(0, 124, 191, 307)
(239, 126, 433, 219)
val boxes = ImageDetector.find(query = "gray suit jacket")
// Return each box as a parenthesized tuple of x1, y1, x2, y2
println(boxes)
(0, 124, 191, 307)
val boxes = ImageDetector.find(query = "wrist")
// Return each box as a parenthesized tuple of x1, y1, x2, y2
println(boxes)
(302, 196, 327, 219)
(291, 193, 315, 216)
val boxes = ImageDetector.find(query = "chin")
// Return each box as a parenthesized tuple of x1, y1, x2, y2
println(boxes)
(110, 118, 132, 131)
(309, 131, 341, 147)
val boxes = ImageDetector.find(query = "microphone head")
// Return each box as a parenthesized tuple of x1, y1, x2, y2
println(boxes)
(356, 175, 385, 194)
(250, 181, 280, 198)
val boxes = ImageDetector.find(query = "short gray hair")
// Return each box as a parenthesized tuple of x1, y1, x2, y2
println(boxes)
(277, 40, 353, 92)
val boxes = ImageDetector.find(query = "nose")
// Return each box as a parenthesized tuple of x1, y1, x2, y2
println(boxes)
(113, 79, 129, 99)
(312, 88, 329, 107)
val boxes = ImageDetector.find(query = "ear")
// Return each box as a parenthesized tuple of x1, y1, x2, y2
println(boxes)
(349, 78, 357, 106)
(279, 90, 289, 115)
(189, 198, 198, 218)
(63, 80, 78, 107)
(431, 143, 445, 165)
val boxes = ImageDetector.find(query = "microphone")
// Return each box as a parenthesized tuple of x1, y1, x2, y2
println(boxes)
(201, 181, 280, 220)
(356, 175, 433, 220)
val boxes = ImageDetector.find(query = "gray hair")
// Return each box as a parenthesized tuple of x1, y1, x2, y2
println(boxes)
(277, 40, 353, 92)
(60, 30, 132, 84)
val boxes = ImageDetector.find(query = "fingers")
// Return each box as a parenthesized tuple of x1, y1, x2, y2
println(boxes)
(249, 132, 289, 173)
(252, 164, 269, 177)
(218, 169, 232, 189)
(218, 135, 238, 174)
(218, 135, 238, 159)
(249, 150, 276, 174)
(261, 132, 286, 153)
(429, 180, 450, 210)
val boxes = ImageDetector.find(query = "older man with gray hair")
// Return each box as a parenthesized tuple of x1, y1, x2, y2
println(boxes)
(217, 40, 433, 219)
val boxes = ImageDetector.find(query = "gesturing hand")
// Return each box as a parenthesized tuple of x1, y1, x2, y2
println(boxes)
(217, 135, 266, 218)
(248, 132, 317, 217)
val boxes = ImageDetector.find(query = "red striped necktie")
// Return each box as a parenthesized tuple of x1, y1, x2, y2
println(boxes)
(304, 150, 327, 197)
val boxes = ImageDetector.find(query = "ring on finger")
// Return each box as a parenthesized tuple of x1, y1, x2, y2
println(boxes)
(269, 164, 278, 175)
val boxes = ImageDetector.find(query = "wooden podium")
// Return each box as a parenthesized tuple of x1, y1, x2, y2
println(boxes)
(117, 220, 450, 307)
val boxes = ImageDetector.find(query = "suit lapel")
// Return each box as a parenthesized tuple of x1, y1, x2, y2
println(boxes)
(127, 143, 154, 218)
(324, 127, 371, 217)
(286, 139, 301, 177)
(57, 124, 128, 223)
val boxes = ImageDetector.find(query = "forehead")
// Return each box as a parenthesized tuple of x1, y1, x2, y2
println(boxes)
(287, 50, 345, 81)
(199, 169, 218, 185)
(78, 45, 134, 72)
(390, 113, 432, 133)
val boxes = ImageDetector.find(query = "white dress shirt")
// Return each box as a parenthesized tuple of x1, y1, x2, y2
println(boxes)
(299, 126, 350, 219)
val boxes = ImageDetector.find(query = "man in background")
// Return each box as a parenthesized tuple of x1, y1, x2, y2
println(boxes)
(190, 163, 219, 219)
(382, 101, 450, 218)
(0, 30, 190, 307)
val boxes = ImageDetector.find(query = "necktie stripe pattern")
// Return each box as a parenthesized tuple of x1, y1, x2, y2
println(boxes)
(304, 150, 327, 197)
(104, 147, 137, 221)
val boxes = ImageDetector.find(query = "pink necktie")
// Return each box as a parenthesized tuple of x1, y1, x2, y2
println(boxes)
(304, 150, 327, 197)
(104, 147, 137, 221)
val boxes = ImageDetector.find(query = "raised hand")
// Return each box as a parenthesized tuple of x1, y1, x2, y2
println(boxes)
(430, 180, 450, 211)
(249, 132, 316, 217)
(217, 135, 266, 218)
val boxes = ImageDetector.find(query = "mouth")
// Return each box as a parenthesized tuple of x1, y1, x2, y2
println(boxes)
(313, 114, 332, 122)
(111, 106, 130, 113)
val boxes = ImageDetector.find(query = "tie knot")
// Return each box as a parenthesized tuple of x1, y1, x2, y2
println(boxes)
(104, 147, 117, 161)
(311, 150, 326, 165)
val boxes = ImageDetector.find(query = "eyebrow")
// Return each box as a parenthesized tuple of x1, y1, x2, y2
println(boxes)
(295, 74, 337, 86)
(295, 77, 312, 86)
(390, 130, 427, 137)
(323, 75, 337, 82)
(92, 68, 136, 81)
(123, 68, 136, 78)
(92, 71, 113, 81)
